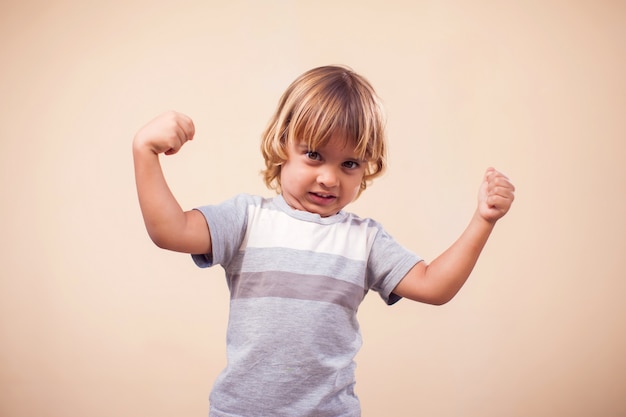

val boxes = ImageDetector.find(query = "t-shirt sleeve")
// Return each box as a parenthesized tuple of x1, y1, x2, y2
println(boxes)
(367, 225, 422, 305)
(190, 194, 257, 268)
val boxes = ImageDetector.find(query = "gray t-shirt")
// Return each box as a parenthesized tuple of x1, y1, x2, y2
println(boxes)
(192, 194, 421, 417)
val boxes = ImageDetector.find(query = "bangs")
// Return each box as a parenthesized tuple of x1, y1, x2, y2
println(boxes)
(286, 72, 385, 162)
(261, 65, 387, 195)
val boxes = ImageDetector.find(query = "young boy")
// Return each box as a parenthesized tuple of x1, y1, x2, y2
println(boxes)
(133, 65, 515, 417)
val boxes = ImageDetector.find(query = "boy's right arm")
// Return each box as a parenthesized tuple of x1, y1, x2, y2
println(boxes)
(132, 111, 212, 255)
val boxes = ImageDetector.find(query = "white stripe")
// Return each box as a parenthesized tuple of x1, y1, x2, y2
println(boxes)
(241, 206, 376, 261)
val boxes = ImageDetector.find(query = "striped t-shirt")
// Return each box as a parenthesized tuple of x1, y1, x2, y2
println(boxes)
(192, 194, 421, 417)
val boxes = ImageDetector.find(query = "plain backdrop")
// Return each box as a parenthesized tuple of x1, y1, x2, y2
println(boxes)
(1, 1, 625, 416)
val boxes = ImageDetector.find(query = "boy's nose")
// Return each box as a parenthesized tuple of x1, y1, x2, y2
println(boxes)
(317, 167, 339, 187)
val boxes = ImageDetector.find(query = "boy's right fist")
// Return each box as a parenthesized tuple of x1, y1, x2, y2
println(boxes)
(133, 111, 196, 156)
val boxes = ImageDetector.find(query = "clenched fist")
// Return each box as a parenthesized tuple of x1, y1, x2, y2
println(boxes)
(477, 167, 515, 223)
(133, 111, 196, 156)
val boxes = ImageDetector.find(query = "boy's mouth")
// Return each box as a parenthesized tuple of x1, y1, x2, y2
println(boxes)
(309, 192, 336, 203)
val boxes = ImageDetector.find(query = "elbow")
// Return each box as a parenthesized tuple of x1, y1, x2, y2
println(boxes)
(150, 236, 167, 250)
(425, 294, 454, 306)
(147, 230, 172, 250)
(422, 290, 457, 306)
(403, 291, 454, 306)
(151, 238, 168, 250)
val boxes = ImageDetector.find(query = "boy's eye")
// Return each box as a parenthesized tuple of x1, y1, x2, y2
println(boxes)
(306, 151, 321, 160)
(342, 161, 360, 169)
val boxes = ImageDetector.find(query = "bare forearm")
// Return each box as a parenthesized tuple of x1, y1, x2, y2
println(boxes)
(133, 148, 184, 245)
(393, 211, 496, 305)
(131, 111, 210, 254)
(393, 168, 514, 305)
(422, 211, 495, 303)
(133, 147, 187, 245)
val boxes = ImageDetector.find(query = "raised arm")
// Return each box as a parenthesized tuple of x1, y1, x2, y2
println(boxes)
(132, 111, 211, 255)
(393, 168, 515, 305)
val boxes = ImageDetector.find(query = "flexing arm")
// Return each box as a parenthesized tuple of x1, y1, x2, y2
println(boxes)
(393, 168, 515, 305)
(133, 111, 211, 254)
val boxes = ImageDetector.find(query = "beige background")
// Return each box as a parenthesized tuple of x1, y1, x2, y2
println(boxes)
(1, 1, 625, 416)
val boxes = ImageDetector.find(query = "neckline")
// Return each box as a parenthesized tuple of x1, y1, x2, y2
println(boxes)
(273, 194, 349, 225)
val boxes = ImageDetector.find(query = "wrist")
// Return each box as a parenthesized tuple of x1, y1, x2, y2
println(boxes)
(132, 138, 160, 157)
(472, 209, 497, 231)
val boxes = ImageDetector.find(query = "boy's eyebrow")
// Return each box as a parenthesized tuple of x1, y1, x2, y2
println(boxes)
(296, 142, 367, 161)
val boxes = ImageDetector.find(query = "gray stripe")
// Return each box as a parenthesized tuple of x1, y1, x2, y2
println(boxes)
(229, 247, 368, 287)
(230, 271, 366, 311)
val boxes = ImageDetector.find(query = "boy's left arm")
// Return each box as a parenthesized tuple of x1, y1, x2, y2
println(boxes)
(393, 168, 515, 305)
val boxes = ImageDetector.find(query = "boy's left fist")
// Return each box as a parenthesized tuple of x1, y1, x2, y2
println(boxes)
(477, 167, 515, 223)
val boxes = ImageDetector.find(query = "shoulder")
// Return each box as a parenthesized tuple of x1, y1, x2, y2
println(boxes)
(342, 210, 414, 258)
(341, 210, 385, 234)
(227, 192, 265, 205)
(194, 193, 269, 228)
(206, 193, 268, 212)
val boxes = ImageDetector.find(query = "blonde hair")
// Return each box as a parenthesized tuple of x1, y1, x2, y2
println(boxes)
(260, 65, 387, 196)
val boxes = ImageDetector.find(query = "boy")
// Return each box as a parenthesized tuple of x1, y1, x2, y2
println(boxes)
(133, 65, 515, 417)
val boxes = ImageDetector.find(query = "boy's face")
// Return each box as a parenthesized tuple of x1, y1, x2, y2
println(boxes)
(280, 133, 366, 217)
